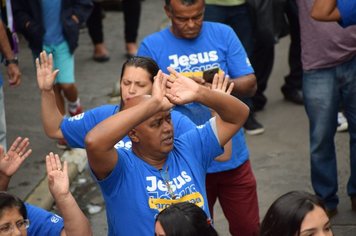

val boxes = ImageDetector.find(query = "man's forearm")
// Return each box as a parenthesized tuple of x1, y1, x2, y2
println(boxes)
(231, 74, 257, 98)
(311, 0, 340, 21)
(41, 91, 64, 139)
(196, 85, 248, 125)
(86, 97, 162, 151)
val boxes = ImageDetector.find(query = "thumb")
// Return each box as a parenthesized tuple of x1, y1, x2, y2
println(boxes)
(52, 69, 59, 80)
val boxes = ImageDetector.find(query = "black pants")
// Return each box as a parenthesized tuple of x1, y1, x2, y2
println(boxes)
(251, 0, 302, 110)
(87, 2, 104, 45)
(122, 0, 141, 43)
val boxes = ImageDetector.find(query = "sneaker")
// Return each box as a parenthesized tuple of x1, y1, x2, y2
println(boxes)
(337, 112, 348, 132)
(244, 114, 265, 135)
(69, 105, 83, 117)
(56, 138, 70, 150)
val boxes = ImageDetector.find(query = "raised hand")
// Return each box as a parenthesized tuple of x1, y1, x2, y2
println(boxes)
(211, 72, 234, 95)
(36, 51, 59, 91)
(165, 67, 200, 105)
(152, 70, 173, 111)
(46, 152, 69, 200)
(0, 137, 32, 178)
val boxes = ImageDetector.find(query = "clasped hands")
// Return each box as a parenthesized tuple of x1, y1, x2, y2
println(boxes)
(151, 67, 234, 110)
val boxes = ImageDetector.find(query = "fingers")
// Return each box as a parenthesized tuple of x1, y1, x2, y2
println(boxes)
(8, 137, 22, 153)
(227, 81, 234, 94)
(46, 152, 63, 173)
(167, 67, 179, 78)
(55, 154, 62, 171)
(63, 161, 68, 176)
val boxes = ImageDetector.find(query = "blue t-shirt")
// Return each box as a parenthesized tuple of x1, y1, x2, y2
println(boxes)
(338, 0, 356, 27)
(174, 103, 249, 173)
(42, 0, 65, 45)
(96, 119, 223, 236)
(26, 203, 64, 235)
(61, 104, 196, 149)
(138, 22, 253, 78)
(138, 21, 252, 173)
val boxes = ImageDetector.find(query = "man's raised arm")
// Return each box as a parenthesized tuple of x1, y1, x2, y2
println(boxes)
(36, 51, 64, 139)
(85, 71, 173, 179)
(166, 67, 249, 146)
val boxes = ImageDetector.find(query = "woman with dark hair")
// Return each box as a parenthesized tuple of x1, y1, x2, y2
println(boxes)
(0, 192, 28, 235)
(155, 202, 218, 236)
(260, 191, 333, 236)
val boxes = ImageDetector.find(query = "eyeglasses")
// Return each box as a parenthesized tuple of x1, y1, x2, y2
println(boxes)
(159, 167, 177, 200)
(0, 219, 30, 235)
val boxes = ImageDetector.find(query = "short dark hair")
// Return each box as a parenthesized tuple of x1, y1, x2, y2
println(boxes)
(165, 0, 199, 9)
(260, 191, 328, 236)
(0, 192, 27, 219)
(156, 202, 218, 236)
(120, 56, 159, 83)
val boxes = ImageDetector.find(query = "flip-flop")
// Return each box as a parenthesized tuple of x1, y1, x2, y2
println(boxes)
(93, 54, 110, 62)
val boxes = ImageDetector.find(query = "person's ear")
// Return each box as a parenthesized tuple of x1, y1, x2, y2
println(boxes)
(164, 5, 173, 19)
(128, 129, 139, 143)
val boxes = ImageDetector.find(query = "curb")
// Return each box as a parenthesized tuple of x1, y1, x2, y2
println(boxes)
(25, 148, 87, 210)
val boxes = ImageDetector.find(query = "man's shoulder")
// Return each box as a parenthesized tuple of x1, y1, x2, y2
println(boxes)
(203, 21, 233, 32)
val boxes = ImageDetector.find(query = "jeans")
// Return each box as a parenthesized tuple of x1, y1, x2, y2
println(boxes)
(303, 56, 356, 210)
(0, 86, 7, 151)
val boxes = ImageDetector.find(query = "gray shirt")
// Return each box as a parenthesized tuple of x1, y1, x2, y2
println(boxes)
(297, 0, 356, 71)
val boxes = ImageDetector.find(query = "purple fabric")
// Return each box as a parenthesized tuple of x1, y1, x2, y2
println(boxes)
(297, 0, 356, 70)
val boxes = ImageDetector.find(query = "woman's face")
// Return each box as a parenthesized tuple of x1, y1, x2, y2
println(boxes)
(155, 220, 166, 236)
(120, 66, 153, 104)
(299, 206, 333, 236)
(0, 207, 27, 236)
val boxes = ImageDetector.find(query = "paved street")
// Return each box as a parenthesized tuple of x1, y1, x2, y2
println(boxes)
(2, 0, 356, 235)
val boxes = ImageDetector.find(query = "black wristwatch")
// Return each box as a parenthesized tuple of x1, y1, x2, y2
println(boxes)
(4, 58, 19, 66)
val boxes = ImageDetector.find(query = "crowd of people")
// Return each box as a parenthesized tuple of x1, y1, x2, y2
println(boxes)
(0, 0, 355, 235)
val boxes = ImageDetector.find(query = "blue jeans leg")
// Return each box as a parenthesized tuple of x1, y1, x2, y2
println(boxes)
(338, 57, 356, 197)
(303, 68, 339, 209)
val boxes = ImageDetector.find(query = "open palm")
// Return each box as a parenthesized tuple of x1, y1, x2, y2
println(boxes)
(0, 137, 32, 177)
(36, 51, 59, 91)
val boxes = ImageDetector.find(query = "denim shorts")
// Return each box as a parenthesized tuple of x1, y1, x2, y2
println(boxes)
(43, 41, 75, 84)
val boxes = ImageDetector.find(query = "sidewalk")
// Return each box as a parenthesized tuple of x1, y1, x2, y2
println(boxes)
(2, 1, 356, 235)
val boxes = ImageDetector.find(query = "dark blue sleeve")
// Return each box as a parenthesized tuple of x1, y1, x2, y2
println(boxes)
(26, 203, 64, 236)
(61, 104, 119, 148)
(338, 0, 356, 27)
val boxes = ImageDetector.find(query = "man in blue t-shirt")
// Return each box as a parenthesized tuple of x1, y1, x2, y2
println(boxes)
(137, 0, 260, 235)
(311, 0, 356, 27)
(85, 69, 249, 236)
